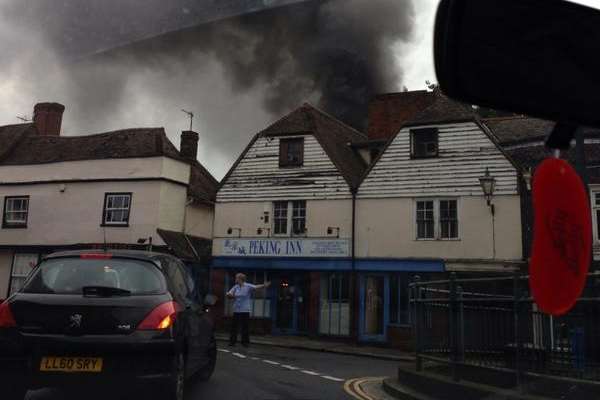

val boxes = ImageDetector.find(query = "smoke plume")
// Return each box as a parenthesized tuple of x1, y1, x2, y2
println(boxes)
(0, 0, 415, 178)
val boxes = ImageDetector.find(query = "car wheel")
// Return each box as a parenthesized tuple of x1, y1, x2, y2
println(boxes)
(196, 336, 217, 381)
(162, 352, 186, 400)
(5, 386, 27, 400)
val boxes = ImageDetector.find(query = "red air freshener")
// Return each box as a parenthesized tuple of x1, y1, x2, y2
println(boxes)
(530, 158, 592, 316)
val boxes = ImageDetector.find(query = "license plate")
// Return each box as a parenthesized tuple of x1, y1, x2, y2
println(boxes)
(40, 357, 103, 373)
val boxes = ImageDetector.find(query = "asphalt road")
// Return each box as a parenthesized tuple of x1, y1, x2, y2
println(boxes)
(27, 344, 401, 400)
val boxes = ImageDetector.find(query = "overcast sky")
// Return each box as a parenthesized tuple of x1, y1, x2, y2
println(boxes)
(0, 0, 597, 179)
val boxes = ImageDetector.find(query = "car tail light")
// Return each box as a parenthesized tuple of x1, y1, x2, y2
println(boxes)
(137, 301, 180, 331)
(0, 301, 16, 328)
(80, 253, 112, 259)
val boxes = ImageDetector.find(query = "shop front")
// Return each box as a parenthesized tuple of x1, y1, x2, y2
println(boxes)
(212, 237, 352, 336)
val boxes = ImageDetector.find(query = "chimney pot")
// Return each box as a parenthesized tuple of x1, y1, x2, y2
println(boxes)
(33, 102, 65, 136)
(180, 131, 199, 161)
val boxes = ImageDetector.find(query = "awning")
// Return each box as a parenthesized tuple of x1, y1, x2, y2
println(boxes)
(156, 229, 211, 262)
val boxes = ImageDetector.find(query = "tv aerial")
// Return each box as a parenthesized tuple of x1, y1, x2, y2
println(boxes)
(181, 109, 194, 131)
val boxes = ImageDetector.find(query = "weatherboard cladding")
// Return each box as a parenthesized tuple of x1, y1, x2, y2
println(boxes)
(217, 134, 352, 201)
(358, 122, 519, 198)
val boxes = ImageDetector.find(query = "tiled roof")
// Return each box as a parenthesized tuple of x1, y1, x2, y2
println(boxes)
(258, 103, 368, 189)
(0, 123, 218, 203)
(0, 127, 182, 165)
(405, 90, 477, 126)
(483, 117, 555, 145)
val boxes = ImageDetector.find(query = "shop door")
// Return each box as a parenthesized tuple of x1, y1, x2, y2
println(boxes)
(273, 273, 309, 334)
(359, 274, 389, 342)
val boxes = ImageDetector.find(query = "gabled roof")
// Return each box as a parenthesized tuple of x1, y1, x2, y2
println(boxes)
(404, 90, 477, 126)
(156, 228, 212, 262)
(222, 103, 368, 190)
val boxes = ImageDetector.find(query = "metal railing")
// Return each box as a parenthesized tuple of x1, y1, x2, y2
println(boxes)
(410, 272, 600, 386)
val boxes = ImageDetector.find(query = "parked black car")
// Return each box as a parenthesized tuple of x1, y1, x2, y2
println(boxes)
(0, 250, 217, 400)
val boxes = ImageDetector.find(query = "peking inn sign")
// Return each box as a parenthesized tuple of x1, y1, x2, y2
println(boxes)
(219, 238, 350, 258)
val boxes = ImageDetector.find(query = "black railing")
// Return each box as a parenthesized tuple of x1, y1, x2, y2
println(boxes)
(410, 272, 600, 385)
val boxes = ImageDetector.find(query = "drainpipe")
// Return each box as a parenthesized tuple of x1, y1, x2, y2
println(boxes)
(351, 188, 358, 341)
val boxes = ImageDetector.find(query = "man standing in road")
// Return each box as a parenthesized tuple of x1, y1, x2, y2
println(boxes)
(227, 273, 271, 347)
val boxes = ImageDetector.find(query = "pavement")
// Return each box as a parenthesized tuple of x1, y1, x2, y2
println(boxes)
(216, 332, 415, 362)
(26, 343, 405, 400)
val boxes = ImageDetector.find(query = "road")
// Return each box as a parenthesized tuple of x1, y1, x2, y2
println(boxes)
(27, 344, 401, 400)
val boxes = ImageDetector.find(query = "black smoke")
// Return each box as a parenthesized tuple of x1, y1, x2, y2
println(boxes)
(0, 0, 415, 176)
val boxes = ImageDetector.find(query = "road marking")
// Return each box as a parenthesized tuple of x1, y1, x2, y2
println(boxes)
(218, 349, 231, 353)
(250, 357, 260, 360)
(321, 375, 345, 382)
(231, 352, 247, 359)
(280, 364, 299, 370)
(343, 377, 386, 400)
(300, 370, 320, 376)
(263, 360, 280, 365)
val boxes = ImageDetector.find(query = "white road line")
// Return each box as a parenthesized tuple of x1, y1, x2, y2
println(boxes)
(300, 370, 320, 376)
(232, 352, 247, 359)
(263, 360, 280, 365)
(250, 357, 261, 360)
(321, 375, 345, 382)
(218, 349, 231, 353)
(280, 364, 300, 370)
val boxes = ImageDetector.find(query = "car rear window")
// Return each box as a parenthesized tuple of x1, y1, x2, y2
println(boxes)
(22, 257, 166, 295)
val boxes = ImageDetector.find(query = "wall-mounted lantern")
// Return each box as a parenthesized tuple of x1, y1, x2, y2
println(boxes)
(257, 227, 271, 237)
(327, 226, 340, 238)
(479, 167, 496, 215)
(227, 227, 242, 237)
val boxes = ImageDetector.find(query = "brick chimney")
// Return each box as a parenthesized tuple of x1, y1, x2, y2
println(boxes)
(367, 91, 435, 140)
(180, 131, 199, 161)
(33, 102, 65, 136)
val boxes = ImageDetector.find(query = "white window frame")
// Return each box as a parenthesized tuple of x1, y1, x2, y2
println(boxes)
(592, 190, 600, 244)
(9, 253, 39, 296)
(414, 198, 460, 241)
(3, 196, 29, 227)
(272, 200, 307, 237)
(103, 193, 132, 226)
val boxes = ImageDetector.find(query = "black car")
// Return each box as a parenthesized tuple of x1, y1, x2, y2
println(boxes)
(0, 250, 217, 400)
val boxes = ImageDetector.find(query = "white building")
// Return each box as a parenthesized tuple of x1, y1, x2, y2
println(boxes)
(355, 91, 524, 344)
(0, 103, 218, 300)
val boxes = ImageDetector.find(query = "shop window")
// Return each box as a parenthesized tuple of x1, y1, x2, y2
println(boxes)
(9, 253, 39, 295)
(389, 275, 411, 325)
(224, 271, 271, 318)
(319, 273, 350, 336)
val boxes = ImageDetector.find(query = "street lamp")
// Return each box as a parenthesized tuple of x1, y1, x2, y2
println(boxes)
(479, 167, 496, 214)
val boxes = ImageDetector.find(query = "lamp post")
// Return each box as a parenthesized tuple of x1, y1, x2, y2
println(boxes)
(479, 167, 496, 215)
(479, 168, 497, 259)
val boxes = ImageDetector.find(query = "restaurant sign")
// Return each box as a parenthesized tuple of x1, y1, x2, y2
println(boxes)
(220, 238, 350, 258)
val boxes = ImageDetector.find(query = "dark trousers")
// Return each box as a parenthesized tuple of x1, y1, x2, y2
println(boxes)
(230, 312, 250, 345)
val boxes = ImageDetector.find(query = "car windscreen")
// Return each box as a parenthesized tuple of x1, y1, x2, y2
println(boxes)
(21, 257, 166, 295)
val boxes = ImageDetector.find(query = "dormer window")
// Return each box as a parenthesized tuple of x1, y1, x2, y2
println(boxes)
(411, 128, 439, 158)
(279, 138, 304, 167)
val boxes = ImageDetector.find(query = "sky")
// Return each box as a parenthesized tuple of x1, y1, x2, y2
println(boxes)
(0, 0, 596, 180)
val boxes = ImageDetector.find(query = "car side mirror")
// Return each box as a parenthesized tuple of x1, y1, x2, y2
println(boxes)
(434, 0, 600, 128)
(203, 294, 218, 307)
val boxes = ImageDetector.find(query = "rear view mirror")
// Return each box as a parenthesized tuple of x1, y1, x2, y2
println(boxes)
(203, 294, 218, 307)
(434, 0, 600, 127)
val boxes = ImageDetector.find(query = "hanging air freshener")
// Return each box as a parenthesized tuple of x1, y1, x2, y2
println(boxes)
(529, 146, 592, 316)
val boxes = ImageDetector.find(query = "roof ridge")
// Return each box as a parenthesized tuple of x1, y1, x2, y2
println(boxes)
(56, 127, 165, 139)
